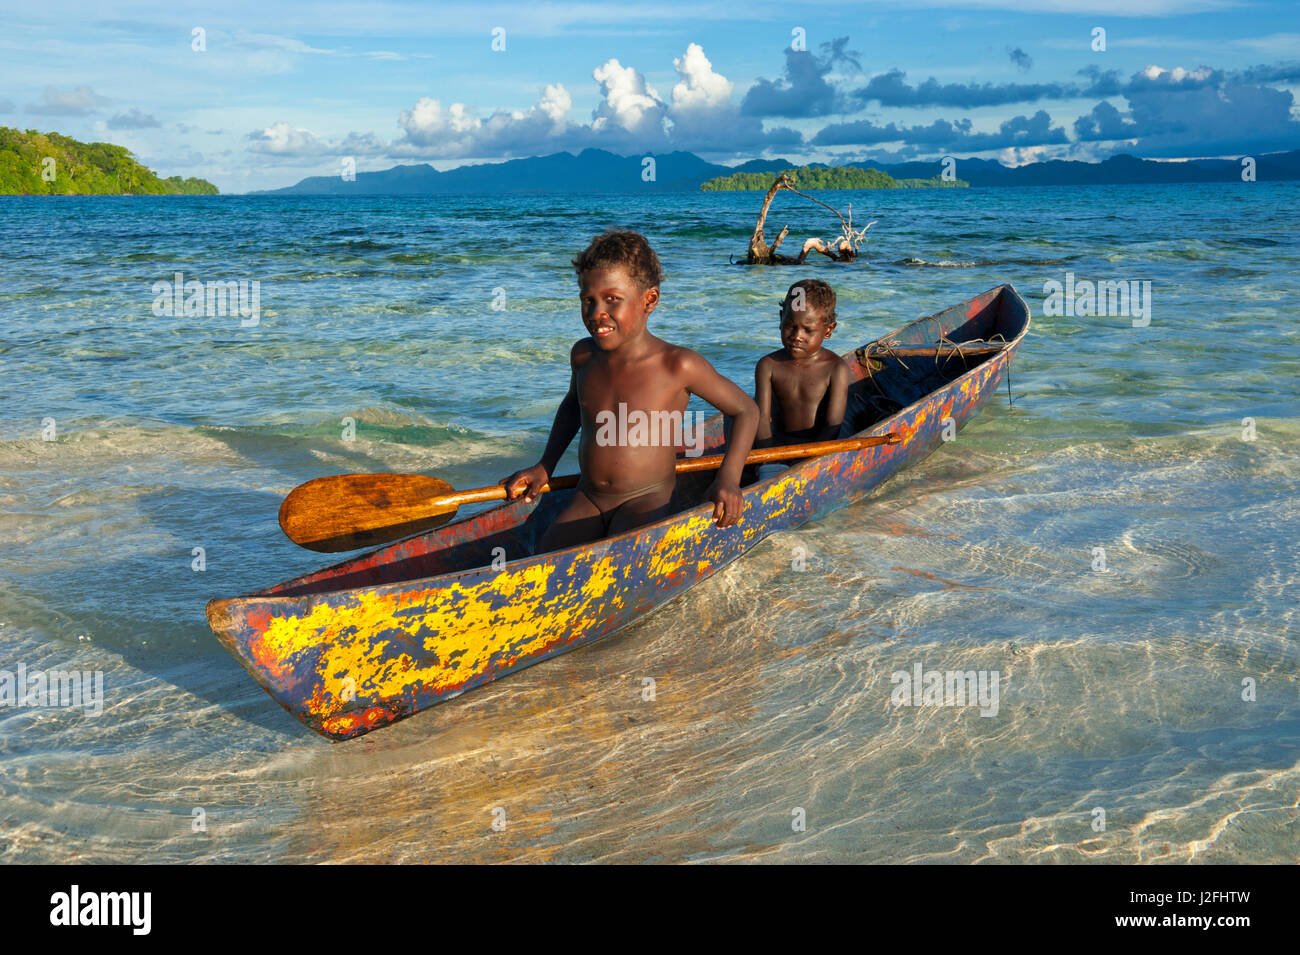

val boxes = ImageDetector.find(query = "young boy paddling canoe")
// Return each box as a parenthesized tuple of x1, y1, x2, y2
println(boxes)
(501, 231, 758, 553)
(753, 279, 850, 479)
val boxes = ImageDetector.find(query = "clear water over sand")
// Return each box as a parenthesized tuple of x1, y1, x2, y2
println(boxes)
(1, 184, 1296, 862)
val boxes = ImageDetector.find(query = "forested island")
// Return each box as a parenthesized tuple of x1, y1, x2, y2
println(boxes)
(701, 164, 968, 191)
(0, 128, 218, 195)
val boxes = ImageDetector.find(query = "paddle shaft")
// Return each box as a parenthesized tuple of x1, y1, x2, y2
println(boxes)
(446, 433, 901, 509)
(280, 432, 902, 552)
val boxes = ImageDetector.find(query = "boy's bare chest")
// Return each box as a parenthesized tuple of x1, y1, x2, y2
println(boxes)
(577, 359, 687, 413)
(772, 362, 833, 405)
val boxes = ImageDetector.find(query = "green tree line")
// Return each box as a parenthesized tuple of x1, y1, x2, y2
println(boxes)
(701, 164, 968, 190)
(0, 127, 218, 195)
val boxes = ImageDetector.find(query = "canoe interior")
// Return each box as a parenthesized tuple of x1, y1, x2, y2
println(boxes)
(260, 284, 1026, 600)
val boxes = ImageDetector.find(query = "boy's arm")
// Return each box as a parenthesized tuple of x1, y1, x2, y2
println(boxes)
(501, 348, 584, 503)
(753, 357, 774, 450)
(538, 372, 582, 474)
(679, 350, 758, 527)
(818, 361, 851, 441)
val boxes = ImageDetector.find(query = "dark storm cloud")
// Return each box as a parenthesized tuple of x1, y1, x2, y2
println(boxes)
(813, 109, 1068, 150)
(855, 69, 1074, 108)
(740, 37, 860, 118)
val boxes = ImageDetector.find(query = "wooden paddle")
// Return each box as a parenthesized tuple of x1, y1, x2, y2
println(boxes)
(280, 433, 902, 553)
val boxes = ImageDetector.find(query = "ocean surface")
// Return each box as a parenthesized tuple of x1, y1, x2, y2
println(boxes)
(0, 183, 1296, 863)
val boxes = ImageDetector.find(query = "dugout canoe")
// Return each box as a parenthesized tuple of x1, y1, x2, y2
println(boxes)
(207, 283, 1030, 740)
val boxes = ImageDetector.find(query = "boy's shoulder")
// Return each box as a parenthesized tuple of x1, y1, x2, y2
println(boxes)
(658, 338, 711, 375)
(821, 348, 850, 379)
(570, 337, 598, 366)
(650, 338, 731, 387)
(755, 349, 786, 375)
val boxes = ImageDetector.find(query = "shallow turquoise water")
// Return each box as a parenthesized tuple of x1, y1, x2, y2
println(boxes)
(0, 184, 1296, 862)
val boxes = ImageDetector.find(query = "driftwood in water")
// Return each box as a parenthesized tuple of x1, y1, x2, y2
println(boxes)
(744, 173, 877, 265)
(747, 174, 793, 263)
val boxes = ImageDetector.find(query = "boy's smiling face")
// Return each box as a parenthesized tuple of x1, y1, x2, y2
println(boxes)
(579, 266, 658, 351)
(779, 299, 834, 359)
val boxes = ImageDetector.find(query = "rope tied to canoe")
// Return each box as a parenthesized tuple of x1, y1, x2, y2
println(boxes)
(853, 339, 910, 424)
(855, 338, 912, 373)
(935, 332, 970, 369)
(855, 334, 1009, 373)
(933, 332, 1009, 371)
(853, 334, 1013, 423)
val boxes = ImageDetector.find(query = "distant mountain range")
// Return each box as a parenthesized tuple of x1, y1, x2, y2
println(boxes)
(256, 148, 1300, 195)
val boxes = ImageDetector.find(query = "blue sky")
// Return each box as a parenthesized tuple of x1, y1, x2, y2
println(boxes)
(1, 0, 1297, 192)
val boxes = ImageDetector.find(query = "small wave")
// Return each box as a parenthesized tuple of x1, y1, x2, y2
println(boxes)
(1201, 266, 1263, 278)
(121, 252, 184, 262)
(331, 240, 396, 251)
(896, 256, 1067, 268)
(386, 253, 440, 264)
(199, 408, 490, 447)
(898, 257, 978, 268)
(662, 224, 736, 241)
(0, 338, 51, 351)
(1219, 236, 1281, 248)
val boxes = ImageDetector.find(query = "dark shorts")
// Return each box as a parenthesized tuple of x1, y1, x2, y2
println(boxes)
(577, 483, 681, 537)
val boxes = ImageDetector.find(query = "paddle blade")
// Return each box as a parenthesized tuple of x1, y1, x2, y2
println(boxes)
(279, 473, 458, 553)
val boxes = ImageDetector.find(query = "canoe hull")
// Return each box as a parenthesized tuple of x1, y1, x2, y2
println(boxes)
(207, 284, 1029, 740)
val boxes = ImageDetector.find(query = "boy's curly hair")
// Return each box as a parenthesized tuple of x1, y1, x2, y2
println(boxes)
(784, 279, 837, 324)
(572, 230, 663, 291)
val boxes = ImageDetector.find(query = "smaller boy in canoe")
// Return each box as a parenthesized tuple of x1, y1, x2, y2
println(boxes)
(501, 230, 759, 552)
(753, 279, 850, 478)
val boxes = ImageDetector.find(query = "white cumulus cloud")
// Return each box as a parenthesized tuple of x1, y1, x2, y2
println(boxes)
(1142, 64, 1215, 83)
(247, 121, 327, 155)
(671, 43, 733, 114)
(591, 59, 666, 137)
(246, 122, 386, 157)
(256, 44, 802, 164)
(395, 84, 574, 158)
